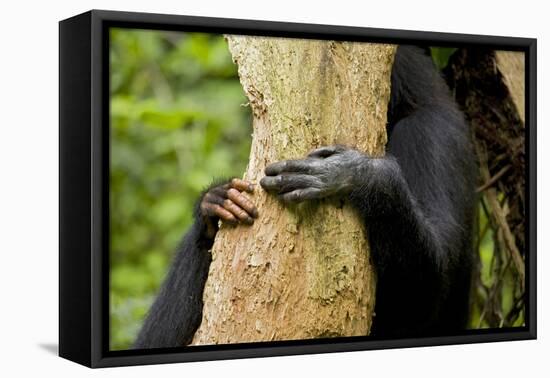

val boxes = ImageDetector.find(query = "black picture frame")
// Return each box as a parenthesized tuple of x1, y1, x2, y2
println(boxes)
(59, 9, 537, 368)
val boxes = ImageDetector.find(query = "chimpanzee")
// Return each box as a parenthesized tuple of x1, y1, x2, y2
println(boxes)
(134, 45, 477, 349)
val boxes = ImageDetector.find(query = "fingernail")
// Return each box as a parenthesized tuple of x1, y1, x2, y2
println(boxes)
(249, 183, 255, 191)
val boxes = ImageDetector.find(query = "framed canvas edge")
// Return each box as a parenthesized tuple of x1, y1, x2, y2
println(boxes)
(58, 9, 537, 368)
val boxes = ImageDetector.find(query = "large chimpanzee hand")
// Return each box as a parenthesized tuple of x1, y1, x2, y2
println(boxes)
(199, 178, 259, 239)
(260, 145, 367, 204)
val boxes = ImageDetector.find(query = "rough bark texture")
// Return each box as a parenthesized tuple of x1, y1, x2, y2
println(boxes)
(192, 36, 396, 345)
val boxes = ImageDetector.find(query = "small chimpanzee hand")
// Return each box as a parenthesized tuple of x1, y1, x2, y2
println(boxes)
(200, 178, 259, 239)
(260, 145, 367, 204)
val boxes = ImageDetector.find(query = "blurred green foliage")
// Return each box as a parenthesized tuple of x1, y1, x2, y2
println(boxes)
(109, 29, 251, 350)
(109, 37, 521, 351)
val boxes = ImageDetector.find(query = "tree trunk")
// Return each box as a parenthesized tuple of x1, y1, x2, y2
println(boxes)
(192, 36, 396, 345)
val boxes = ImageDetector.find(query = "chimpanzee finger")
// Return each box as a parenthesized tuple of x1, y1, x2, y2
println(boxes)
(230, 178, 255, 193)
(307, 145, 347, 159)
(264, 159, 318, 176)
(227, 188, 258, 218)
(260, 174, 321, 194)
(202, 202, 238, 225)
(223, 198, 254, 225)
(279, 188, 323, 204)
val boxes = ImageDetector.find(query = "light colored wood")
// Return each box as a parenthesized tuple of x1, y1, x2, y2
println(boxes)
(495, 51, 525, 124)
(192, 36, 396, 345)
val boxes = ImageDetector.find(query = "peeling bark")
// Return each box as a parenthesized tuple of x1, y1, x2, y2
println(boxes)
(192, 36, 396, 345)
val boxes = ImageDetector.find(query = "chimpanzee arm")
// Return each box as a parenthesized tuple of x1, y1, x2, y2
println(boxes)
(133, 207, 213, 349)
(364, 46, 476, 336)
(134, 179, 257, 349)
(351, 105, 475, 337)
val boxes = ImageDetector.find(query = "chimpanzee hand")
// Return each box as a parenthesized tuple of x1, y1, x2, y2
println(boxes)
(199, 178, 259, 239)
(260, 145, 367, 204)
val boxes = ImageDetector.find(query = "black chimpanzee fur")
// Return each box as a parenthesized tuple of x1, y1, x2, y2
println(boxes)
(134, 45, 476, 349)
